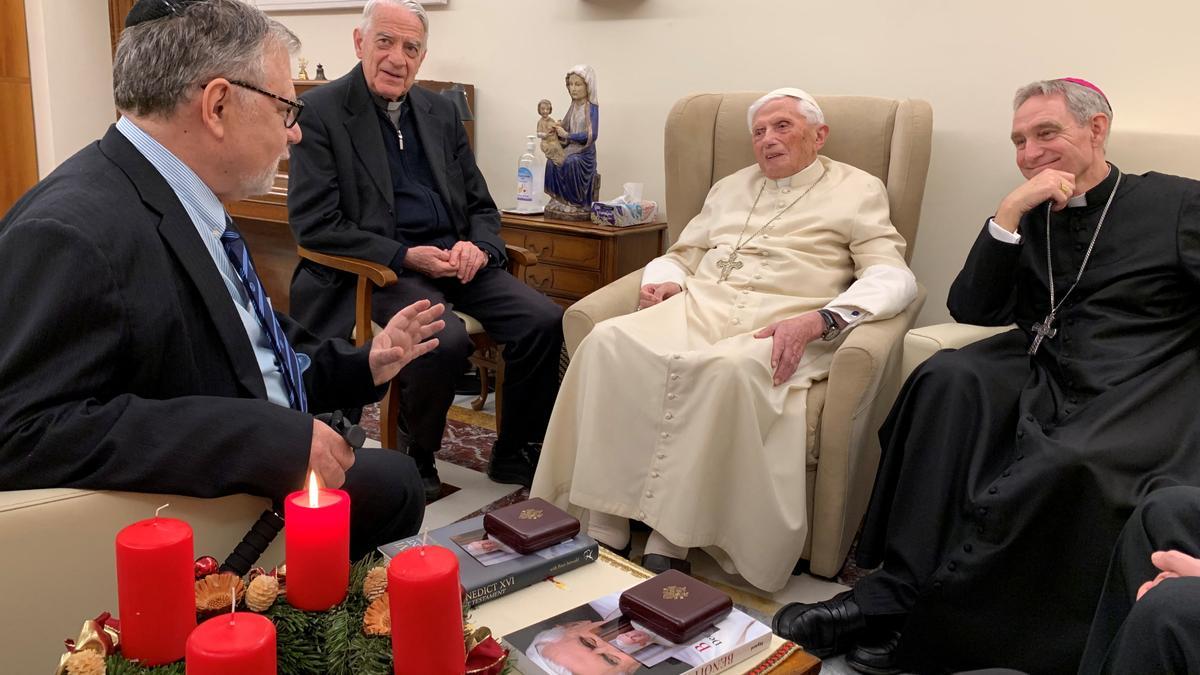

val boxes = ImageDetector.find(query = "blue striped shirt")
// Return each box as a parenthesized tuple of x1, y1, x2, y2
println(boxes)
(116, 116, 293, 408)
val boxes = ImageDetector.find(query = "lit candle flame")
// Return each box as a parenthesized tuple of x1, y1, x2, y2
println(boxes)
(155, 503, 170, 519)
(308, 471, 319, 508)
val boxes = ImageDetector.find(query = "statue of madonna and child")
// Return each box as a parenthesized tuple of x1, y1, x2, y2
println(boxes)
(540, 64, 599, 221)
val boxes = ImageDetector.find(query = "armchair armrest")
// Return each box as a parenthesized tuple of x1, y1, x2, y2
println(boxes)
(808, 284, 927, 577)
(296, 244, 537, 347)
(297, 246, 396, 347)
(901, 322, 1014, 382)
(562, 270, 643, 357)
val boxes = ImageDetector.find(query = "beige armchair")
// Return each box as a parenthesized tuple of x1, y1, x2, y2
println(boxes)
(562, 92, 933, 578)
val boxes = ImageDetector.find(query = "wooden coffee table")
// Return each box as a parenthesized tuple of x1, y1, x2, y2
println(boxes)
(469, 548, 821, 674)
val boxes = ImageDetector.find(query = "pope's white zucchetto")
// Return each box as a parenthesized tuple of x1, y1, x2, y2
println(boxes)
(747, 88, 825, 130)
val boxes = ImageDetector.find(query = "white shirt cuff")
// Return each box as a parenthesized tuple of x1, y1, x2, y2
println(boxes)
(640, 257, 689, 289)
(988, 217, 1022, 244)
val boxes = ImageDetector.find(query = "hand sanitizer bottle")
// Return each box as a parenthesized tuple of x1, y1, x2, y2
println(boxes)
(516, 138, 536, 212)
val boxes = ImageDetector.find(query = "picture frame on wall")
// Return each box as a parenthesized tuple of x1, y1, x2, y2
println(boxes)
(254, 0, 446, 10)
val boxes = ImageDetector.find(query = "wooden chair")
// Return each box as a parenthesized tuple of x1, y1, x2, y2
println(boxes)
(296, 245, 537, 445)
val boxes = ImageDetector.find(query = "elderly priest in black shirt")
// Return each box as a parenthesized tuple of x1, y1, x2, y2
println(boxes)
(774, 77, 1200, 674)
(0, 0, 445, 560)
(285, 0, 563, 501)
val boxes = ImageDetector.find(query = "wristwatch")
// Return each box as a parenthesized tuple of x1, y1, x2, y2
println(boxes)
(817, 309, 843, 341)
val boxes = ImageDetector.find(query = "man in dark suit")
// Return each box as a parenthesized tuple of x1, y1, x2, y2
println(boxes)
(287, 0, 563, 499)
(0, 0, 445, 559)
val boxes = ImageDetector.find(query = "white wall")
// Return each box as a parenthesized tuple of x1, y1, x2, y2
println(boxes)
(25, 0, 115, 176)
(33, 0, 1200, 325)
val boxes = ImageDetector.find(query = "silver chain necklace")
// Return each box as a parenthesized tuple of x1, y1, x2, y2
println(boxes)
(715, 174, 824, 283)
(1028, 169, 1122, 355)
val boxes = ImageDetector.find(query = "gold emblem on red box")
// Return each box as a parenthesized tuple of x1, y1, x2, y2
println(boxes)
(519, 508, 543, 520)
(662, 585, 689, 600)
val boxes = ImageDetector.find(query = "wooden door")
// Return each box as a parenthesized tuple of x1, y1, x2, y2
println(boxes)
(108, 0, 136, 56)
(0, 0, 38, 216)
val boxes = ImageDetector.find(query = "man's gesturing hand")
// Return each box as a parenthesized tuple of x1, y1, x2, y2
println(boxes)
(994, 168, 1076, 232)
(369, 299, 446, 385)
(754, 311, 824, 386)
(638, 282, 682, 309)
(308, 419, 354, 489)
(403, 245, 458, 278)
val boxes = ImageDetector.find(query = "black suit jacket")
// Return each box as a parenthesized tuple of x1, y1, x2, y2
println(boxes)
(0, 126, 382, 501)
(287, 64, 506, 339)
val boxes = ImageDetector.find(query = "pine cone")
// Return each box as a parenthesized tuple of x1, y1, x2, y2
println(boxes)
(363, 566, 388, 601)
(65, 650, 106, 675)
(363, 594, 390, 636)
(246, 574, 280, 612)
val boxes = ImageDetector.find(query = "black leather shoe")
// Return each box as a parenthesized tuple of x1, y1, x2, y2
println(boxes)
(771, 590, 866, 658)
(486, 442, 540, 488)
(422, 473, 443, 502)
(846, 628, 902, 675)
(641, 553, 691, 575)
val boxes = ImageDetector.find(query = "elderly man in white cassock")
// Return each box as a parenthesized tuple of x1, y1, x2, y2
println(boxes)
(530, 88, 918, 591)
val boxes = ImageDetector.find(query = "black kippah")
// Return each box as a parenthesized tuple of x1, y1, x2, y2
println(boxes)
(124, 0, 204, 28)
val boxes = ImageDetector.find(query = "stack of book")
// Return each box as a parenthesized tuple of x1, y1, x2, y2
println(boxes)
(500, 587, 772, 675)
(378, 511, 599, 607)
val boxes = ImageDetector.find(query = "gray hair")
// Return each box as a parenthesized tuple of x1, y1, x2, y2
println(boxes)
(113, 0, 299, 118)
(747, 90, 824, 130)
(1013, 79, 1113, 126)
(362, 0, 429, 46)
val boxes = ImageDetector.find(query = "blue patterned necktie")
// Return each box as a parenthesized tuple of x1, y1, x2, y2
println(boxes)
(219, 217, 308, 412)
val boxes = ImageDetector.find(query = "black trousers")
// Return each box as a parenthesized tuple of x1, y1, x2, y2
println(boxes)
(328, 446, 425, 560)
(1078, 486, 1200, 674)
(371, 265, 563, 471)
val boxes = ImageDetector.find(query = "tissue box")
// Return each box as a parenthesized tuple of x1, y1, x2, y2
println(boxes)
(591, 199, 657, 227)
(618, 569, 733, 644)
(482, 498, 580, 554)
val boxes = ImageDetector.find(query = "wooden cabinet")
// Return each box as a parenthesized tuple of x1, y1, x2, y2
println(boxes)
(499, 214, 666, 308)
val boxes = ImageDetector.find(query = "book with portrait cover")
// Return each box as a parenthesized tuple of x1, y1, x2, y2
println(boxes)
(500, 590, 771, 675)
(378, 514, 599, 607)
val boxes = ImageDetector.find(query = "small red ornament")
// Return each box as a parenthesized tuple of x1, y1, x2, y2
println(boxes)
(194, 555, 219, 579)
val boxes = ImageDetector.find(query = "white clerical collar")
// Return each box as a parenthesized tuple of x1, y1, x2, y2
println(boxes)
(1067, 194, 1087, 208)
(769, 157, 822, 190)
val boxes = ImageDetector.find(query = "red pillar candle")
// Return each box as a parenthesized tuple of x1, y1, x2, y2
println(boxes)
(388, 544, 465, 674)
(285, 473, 350, 611)
(185, 610, 276, 674)
(115, 515, 196, 665)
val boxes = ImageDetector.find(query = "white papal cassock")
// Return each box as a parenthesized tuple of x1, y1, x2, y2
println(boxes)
(530, 156, 917, 591)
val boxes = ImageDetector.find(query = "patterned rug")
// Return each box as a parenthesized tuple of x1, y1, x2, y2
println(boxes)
(358, 403, 530, 512)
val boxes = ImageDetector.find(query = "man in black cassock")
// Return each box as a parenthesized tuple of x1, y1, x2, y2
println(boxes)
(773, 77, 1200, 674)
(1078, 486, 1200, 673)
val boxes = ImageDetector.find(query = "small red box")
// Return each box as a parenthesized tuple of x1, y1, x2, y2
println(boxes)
(618, 569, 733, 644)
(482, 498, 580, 554)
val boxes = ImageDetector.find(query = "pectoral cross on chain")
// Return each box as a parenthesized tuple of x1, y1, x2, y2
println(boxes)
(1028, 313, 1057, 355)
(716, 250, 743, 283)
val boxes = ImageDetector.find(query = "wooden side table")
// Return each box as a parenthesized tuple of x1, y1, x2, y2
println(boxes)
(499, 213, 667, 309)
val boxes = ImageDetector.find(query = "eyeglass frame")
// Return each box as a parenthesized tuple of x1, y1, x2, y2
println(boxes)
(200, 78, 305, 128)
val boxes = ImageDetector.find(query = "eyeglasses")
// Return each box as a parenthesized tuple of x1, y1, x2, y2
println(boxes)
(204, 78, 305, 128)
